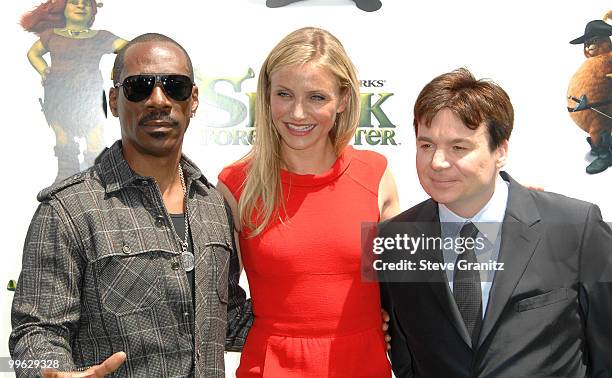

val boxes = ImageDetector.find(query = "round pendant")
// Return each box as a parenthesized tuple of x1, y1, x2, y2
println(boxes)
(182, 251, 195, 272)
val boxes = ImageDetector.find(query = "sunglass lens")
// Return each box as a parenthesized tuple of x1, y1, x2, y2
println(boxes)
(123, 75, 155, 102)
(163, 75, 193, 101)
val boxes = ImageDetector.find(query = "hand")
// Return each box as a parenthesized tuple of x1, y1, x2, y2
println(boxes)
(527, 184, 544, 192)
(42, 351, 126, 378)
(517, 179, 544, 192)
(381, 308, 391, 351)
(41, 68, 51, 86)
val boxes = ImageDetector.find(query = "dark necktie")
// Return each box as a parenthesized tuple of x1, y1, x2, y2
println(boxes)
(453, 221, 482, 346)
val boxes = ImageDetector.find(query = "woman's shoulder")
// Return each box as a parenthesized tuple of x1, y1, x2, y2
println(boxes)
(219, 158, 250, 176)
(39, 28, 55, 46)
(345, 147, 389, 194)
(218, 158, 250, 194)
(349, 146, 388, 171)
(94, 29, 119, 41)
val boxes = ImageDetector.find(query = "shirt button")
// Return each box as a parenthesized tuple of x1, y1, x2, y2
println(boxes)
(122, 244, 131, 254)
(154, 216, 165, 228)
(196, 349, 201, 360)
(171, 260, 180, 270)
(141, 179, 149, 186)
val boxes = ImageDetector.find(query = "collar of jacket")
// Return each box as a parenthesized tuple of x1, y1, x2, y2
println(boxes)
(96, 140, 211, 194)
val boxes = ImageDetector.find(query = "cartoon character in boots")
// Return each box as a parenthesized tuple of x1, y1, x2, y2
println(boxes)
(567, 19, 612, 174)
(266, 0, 382, 12)
(21, 0, 127, 182)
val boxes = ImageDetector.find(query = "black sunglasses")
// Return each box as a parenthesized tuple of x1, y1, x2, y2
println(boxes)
(114, 74, 194, 102)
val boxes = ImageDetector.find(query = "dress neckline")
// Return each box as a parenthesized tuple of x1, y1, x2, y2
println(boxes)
(280, 146, 353, 187)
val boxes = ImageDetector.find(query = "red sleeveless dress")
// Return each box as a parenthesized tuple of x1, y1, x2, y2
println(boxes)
(218, 146, 391, 377)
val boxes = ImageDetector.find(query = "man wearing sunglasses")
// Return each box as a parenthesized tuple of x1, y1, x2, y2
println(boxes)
(10, 33, 252, 377)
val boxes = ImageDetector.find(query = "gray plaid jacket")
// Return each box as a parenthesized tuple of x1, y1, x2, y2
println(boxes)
(10, 141, 252, 377)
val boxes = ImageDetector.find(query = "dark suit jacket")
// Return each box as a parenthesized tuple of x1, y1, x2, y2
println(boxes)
(379, 172, 612, 378)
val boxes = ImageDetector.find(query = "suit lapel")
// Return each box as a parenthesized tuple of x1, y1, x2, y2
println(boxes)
(477, 173, 541, 348)
(418, 200, 473, 348)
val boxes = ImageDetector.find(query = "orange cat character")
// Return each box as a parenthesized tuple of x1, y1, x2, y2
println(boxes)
(567, 20, 612, 174)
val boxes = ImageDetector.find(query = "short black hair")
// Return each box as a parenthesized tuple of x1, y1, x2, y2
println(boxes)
(112, 33, 194, 84)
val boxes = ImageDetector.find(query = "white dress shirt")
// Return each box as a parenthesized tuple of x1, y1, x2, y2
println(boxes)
(438, 175, 509, 318)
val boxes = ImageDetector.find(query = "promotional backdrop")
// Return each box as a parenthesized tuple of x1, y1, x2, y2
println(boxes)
(1, 1, 610, 376)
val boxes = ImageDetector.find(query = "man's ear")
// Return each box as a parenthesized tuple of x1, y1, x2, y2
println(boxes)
(190, 85, 199, 117)
(109, 87, 119, 118)
(495, 139, 509, 169)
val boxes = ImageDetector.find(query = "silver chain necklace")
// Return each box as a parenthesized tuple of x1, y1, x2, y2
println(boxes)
(177, 164, 195, 272)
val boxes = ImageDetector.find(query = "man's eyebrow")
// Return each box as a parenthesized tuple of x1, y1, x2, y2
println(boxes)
(448, 138, 473, 144)
(416, 136, 473, 144)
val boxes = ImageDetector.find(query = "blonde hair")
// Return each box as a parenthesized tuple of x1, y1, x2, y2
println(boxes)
(238, 27, 360, 236)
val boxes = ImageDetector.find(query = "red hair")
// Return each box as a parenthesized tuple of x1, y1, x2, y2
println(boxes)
(21, 0, 98, 35)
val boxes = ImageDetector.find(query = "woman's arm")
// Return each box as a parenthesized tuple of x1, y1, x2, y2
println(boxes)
(378, 166, 400, 221)
(112, 38, 129, 53)
(27, 39, 49, 78)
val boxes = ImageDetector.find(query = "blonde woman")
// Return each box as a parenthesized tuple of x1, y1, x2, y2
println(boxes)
(218, 27, 398, 377)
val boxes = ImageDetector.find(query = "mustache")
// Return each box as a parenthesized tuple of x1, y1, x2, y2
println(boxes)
(138, 113, 179, 127)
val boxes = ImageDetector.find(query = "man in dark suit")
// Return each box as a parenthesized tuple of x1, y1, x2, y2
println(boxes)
(378, 68, 612, 377)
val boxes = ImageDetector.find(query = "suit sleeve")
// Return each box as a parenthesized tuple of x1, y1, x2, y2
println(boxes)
(223, 201, 253, 351)
(9, 202, 82, 376)
(579, 204, 612, 375)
